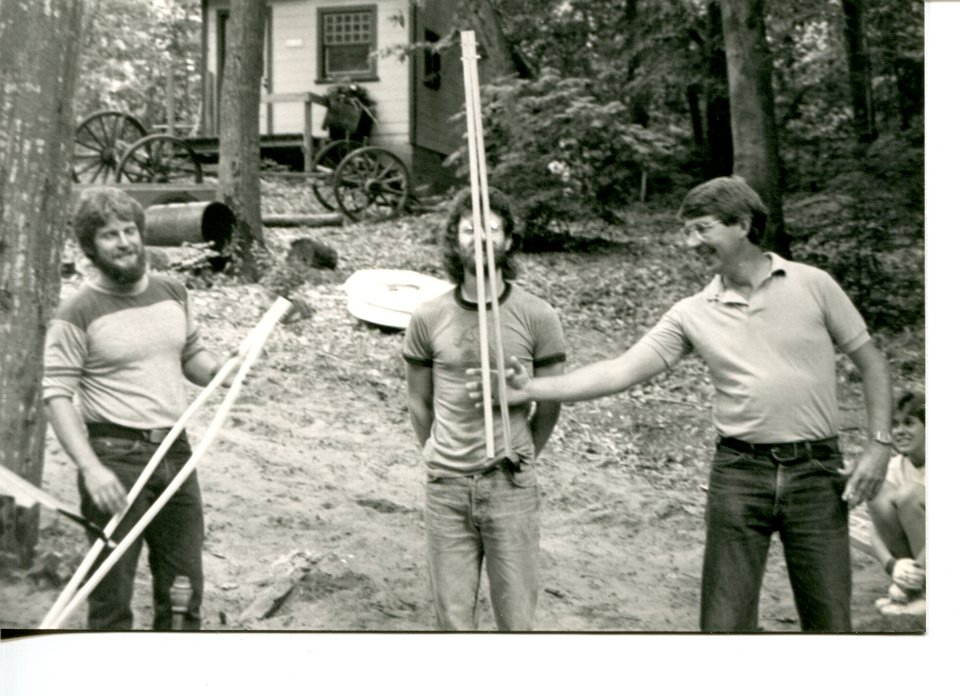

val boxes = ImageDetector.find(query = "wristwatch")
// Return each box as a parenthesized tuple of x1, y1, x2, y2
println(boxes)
(873, 430, 893, 446)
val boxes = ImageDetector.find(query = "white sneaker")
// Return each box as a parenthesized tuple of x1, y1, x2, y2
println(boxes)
(874, 596, 893, 611)
(887, 583, 910, 604)
(879, 596, 926, 617)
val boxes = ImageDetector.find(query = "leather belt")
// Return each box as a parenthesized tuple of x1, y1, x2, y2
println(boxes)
(476, 456, 523, 477)
(86, 422, 176, 444)
(717, 435, 839, 464)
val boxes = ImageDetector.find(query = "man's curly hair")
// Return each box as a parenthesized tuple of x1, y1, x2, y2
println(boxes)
(73, 186, 146, 258)
(439, 187, 522, 285)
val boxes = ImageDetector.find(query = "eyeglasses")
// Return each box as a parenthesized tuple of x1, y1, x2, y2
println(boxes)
(680, 219, 723, 242)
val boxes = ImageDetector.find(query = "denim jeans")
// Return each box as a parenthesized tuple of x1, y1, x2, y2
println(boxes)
(700, 442, 851, 632)
(425, 466, 540, 630)
(79, 435, 204, 630)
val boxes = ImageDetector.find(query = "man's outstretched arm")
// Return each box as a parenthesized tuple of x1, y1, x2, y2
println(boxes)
(472, 340, 670, 406)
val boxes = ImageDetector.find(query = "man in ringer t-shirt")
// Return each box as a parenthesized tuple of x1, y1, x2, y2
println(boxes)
(480, 177, 892, 632)
(404, 188, 565, 630)
(43, 187, 235, 630)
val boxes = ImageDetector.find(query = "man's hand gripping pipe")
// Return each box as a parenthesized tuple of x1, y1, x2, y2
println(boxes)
(40, 297, 291, 629)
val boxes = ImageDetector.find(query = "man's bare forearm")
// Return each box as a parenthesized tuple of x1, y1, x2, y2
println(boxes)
(524, 344, 669, 404)
(529, 401, 561, 456)
(45, 397, 103, 475)
(408, 400, 434, 448)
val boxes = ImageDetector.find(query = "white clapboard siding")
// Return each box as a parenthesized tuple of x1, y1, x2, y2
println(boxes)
(205, 0, 413, 157)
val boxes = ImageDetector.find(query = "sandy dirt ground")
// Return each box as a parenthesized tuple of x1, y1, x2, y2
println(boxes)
(0, 215, 924, 635)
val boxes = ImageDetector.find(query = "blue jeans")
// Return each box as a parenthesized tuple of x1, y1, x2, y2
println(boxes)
(79, 435, 204, 630)
(700, 441, 851, 632)
(425, 466, 540, 630)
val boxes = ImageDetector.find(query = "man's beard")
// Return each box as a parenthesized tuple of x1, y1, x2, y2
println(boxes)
(461, 246, 510, 277)
(91, 246, 147, 285)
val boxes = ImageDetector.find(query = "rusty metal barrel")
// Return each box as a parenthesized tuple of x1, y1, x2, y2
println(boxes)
(144, 201, 234, 252)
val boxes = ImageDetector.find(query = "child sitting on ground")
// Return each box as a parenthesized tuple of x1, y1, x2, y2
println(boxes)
(868, 391, 925, 616)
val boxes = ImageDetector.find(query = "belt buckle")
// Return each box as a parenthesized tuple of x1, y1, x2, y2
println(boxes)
(770, 442, 804, 464)
(146, 428, 169, 444)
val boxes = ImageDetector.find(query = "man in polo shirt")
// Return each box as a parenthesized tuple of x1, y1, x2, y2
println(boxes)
(476, 176, 892, 632)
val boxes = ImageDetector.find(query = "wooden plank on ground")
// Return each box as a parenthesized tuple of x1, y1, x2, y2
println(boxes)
(71, 183, 218, 208)
(263, 213, 342, 228)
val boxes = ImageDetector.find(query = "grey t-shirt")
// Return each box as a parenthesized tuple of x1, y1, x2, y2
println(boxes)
(403, 283, 565, 474)
(43, 274, 204, 429)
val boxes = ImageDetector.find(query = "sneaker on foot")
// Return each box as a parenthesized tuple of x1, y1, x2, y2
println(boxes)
(875, 596, 893, 611)
(887, 583, 910, 603)
(879, 596, 926, 617)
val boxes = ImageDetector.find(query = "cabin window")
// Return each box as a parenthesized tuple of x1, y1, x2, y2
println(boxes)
(317, 6, 377, 82)
(423, 29, 441, 90)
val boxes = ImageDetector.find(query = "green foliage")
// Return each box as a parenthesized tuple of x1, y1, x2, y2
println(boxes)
(446, 69, 677, 240)
(75, 0, 201, 131)
(766, 0, 925, 191)
(788, 133, 924, 333)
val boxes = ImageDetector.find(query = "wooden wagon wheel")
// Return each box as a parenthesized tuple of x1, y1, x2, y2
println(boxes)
(333, 146, 410, 222)
(309, 139, 363, 211)
(115, 134, 203, 184)
(73, 111, 148, 183)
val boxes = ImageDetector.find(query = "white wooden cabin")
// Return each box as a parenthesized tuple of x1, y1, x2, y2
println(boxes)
(199, 0, 488, 189)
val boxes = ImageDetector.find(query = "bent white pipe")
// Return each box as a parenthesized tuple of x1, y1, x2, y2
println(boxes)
(42, 297, 291, 629)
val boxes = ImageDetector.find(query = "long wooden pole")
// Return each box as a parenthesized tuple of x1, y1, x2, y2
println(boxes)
(461, 31, 495, 458)
(41, 297, 291, 629)
(461, 30, 513, 462)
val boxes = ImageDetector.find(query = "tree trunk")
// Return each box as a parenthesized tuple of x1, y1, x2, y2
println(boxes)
(705, 2, 734, 178)
(840, 0, 877, 143)
(893, 55, 923, 131)
(0, 0, 86, 567)
(456, 0, 516, 79)
(218, 0, 268, 282)
(718, 0, 789, 257)
(623, 0, 650, 127)
(686, 85, 705, 148)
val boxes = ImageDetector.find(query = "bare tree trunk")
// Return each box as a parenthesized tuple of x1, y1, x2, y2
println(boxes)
(218, 0, 267, 282)
(0, 0, 86, 567)
(456, 0, 515, 79)
(705, 1, 734, 178)
(840, 0, 877, 143)
(623, 0, 650, 127)
(718, 0, 789, 257)
(686, 85, 705, 148)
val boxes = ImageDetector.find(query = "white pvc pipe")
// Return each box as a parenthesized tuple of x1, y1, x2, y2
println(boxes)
(461, 31, 495, 458)
(42, 297, 291, 629)
(40, 355, 240, 628)
(466, 39, 514, 460)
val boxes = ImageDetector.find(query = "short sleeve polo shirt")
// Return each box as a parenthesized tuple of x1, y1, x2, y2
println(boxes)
(639, 253, 869, 443)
